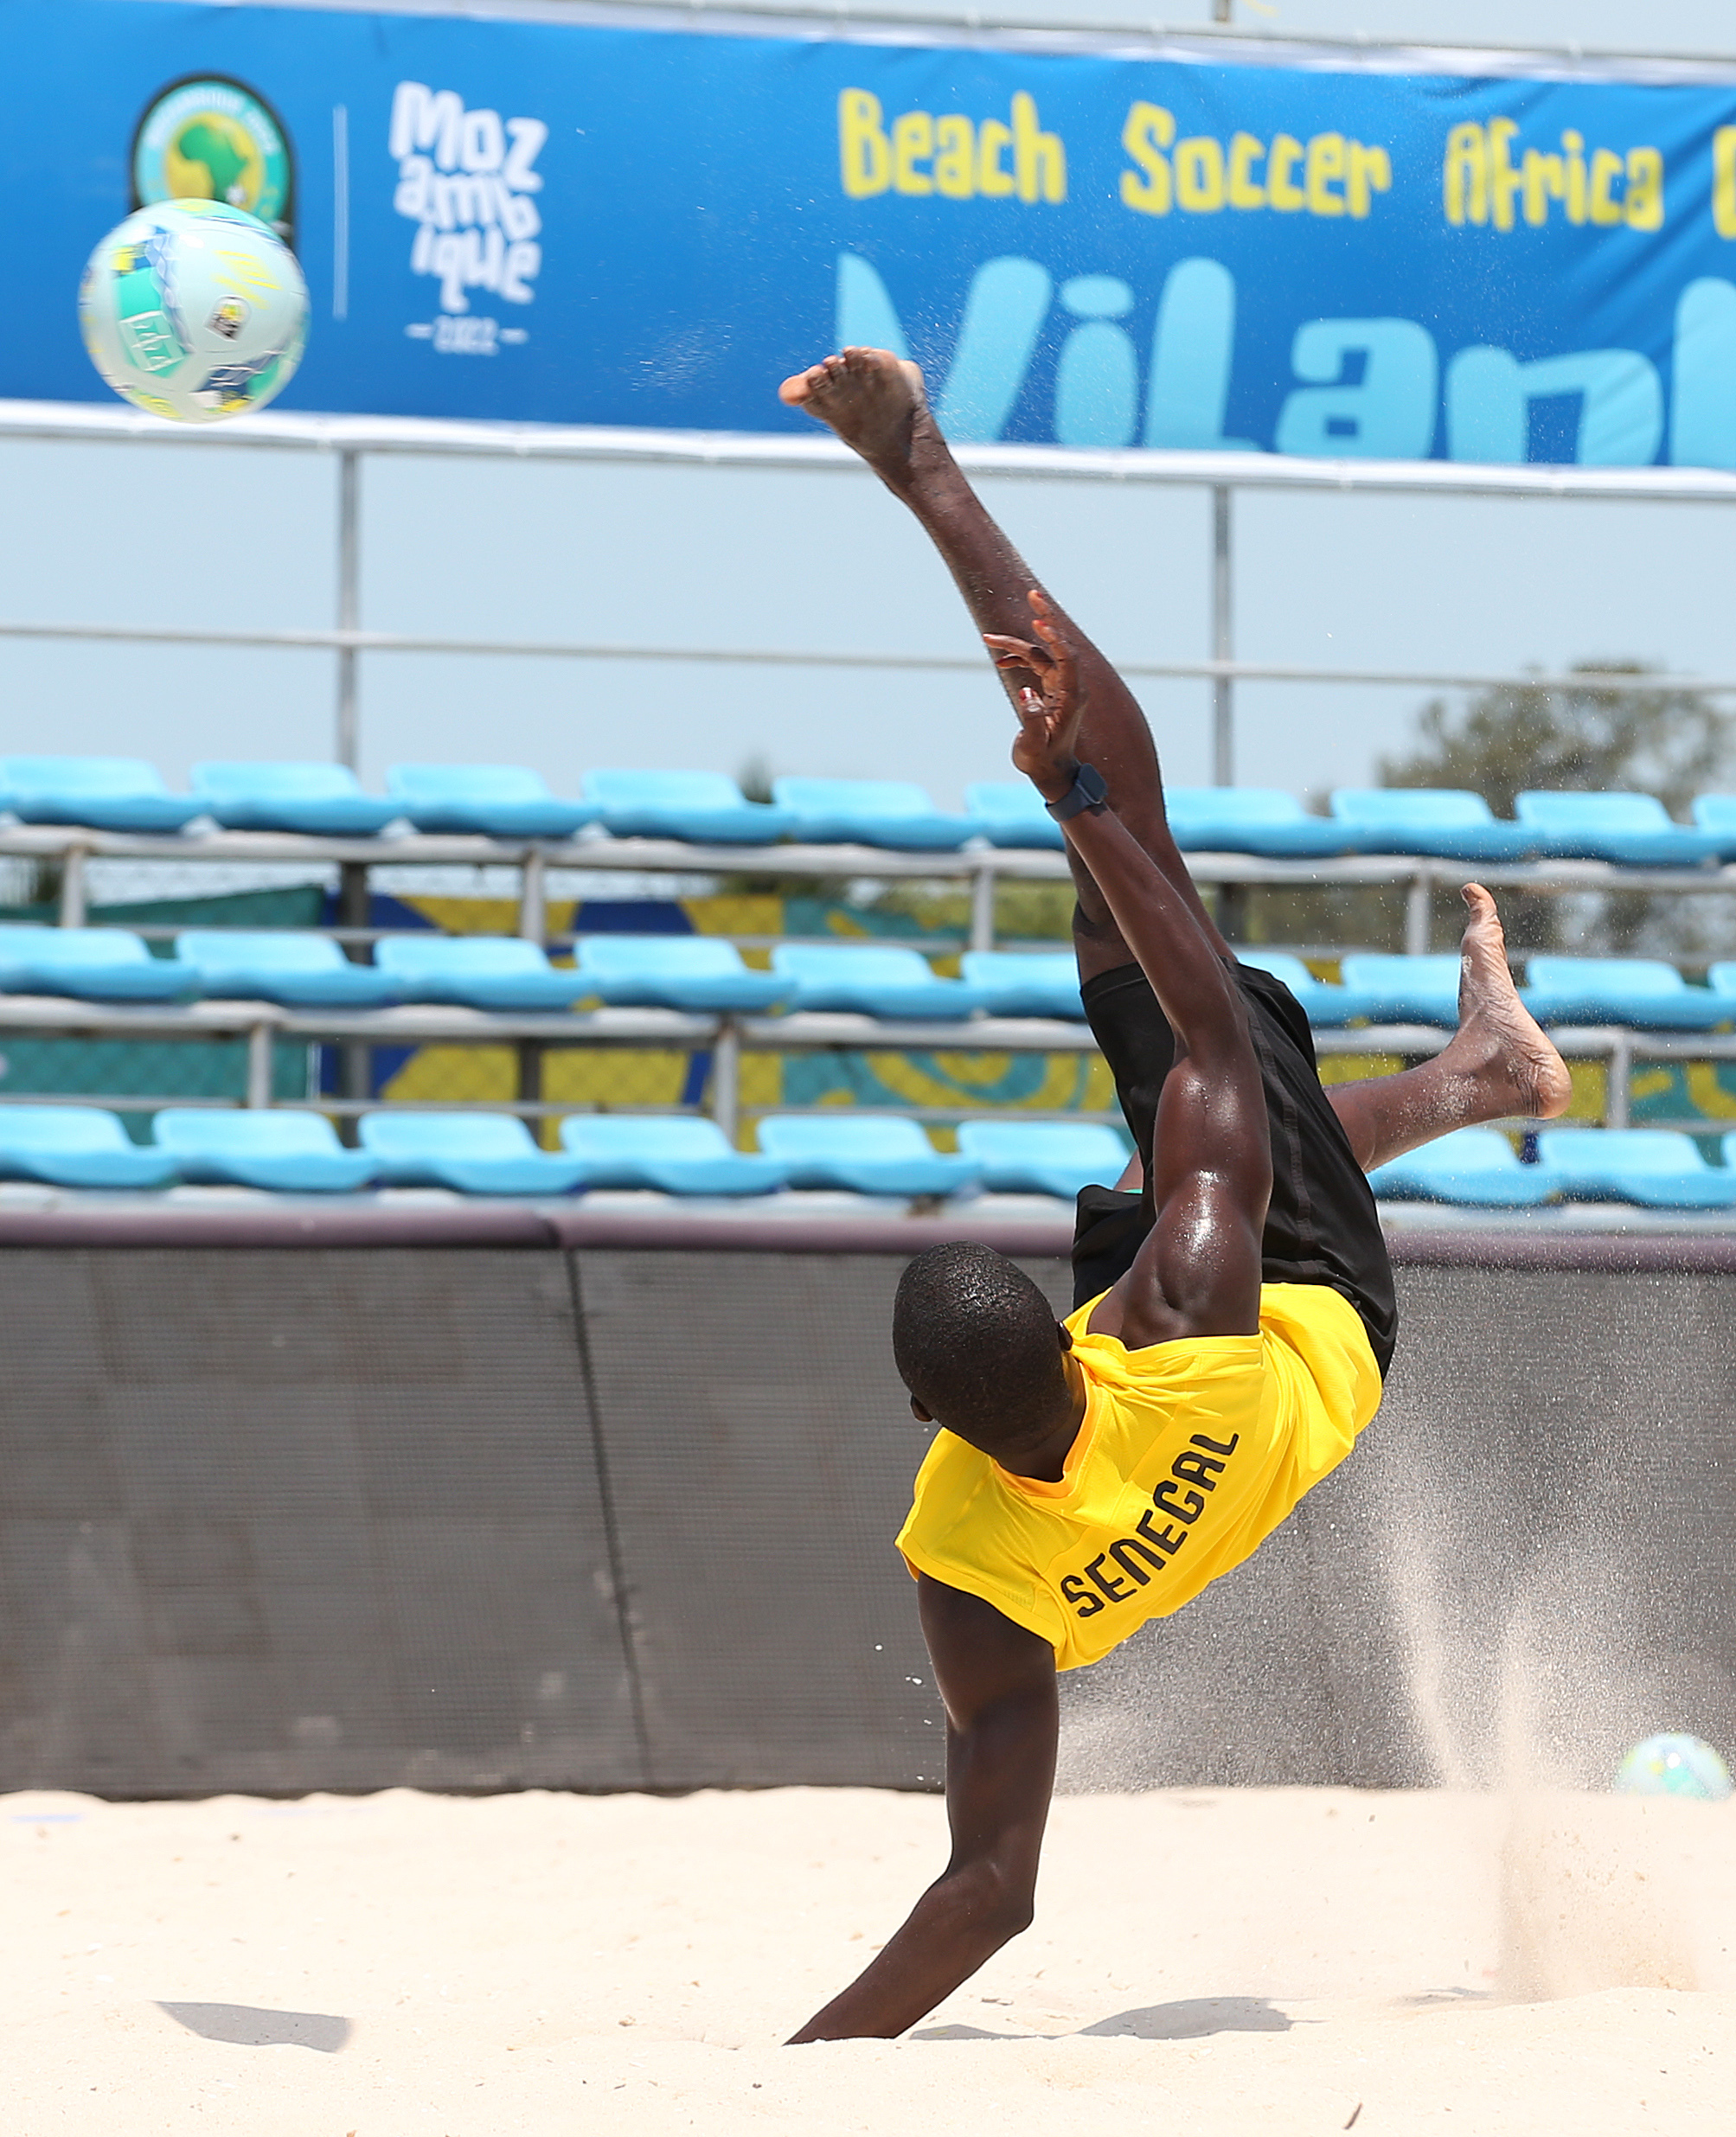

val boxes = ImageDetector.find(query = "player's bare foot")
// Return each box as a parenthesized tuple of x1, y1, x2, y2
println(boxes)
(777, 346, 940, 489)
(1449, 884, 1573, 1120)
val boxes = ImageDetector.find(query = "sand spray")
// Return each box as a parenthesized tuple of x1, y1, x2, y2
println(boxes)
(1383, 1468, 1731, 1999)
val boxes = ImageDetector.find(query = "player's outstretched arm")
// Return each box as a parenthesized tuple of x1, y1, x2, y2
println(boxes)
(778, 348, 1226, 970)
(788, 1577, 1057, 2043)
(990, 594, 1271, 1348)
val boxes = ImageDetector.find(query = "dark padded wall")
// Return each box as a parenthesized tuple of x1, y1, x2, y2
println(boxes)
(0, 1249, 642, 1795)
(574, 1251, 945, 1787)
(2, 1240, 1733, 1795)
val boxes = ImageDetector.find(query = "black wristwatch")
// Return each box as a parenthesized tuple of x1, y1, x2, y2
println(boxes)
(1045, 762, 1108, 822)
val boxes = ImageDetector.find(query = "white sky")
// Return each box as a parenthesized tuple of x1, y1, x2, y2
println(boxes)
(4, 0, 1734, 809)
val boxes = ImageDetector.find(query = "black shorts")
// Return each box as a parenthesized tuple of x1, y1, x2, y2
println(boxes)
(1071, 958, 1397, 1375)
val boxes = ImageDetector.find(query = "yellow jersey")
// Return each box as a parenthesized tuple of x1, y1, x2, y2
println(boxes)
(895, 1281, 1383, 1671)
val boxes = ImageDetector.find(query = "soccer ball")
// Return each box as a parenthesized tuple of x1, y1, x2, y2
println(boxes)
(1614, 1731, 1733, 1801)
(79, 198, 308, 424)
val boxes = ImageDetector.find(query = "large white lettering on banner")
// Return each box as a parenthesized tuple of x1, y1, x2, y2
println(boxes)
(389, 80, 547, 355)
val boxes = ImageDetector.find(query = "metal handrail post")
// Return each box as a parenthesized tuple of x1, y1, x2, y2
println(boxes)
(711, 1017, 741, 1142)
(1404, 869, 1432, 957)
(335, 445, 361, 771)
(57, 845, 87, 927)
(1608, 1033, 1633, 1129)
(968, 856, 997, 954)
(1211, 484, 1233, 786)
(246, 1020, 276, 1108)
(518, 847, 548, 944)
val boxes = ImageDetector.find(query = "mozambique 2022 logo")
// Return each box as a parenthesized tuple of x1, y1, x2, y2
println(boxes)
(131, 77, 294, 241)
(390, 80, 548, 356)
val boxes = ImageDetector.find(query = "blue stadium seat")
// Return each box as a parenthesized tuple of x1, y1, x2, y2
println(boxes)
(1163, 789, 1357, 858)
(584, 769, 793, 845)
(152, 1110, 379, 1193)
(558, 1115, 785, 1194)
(387, 765, 597, 838)
(1522, 957, 1733, 1030)
(1535, 1129, 1736, 1208)
(176, 931, 400, 1007)
(1336, 953, 1464, 1024)
(374, 936, 585, 1010)
(191, 762, 401, 836)
(772, 777, 975, 852)
(0, 1105, 177, 1189)
(957, 1118, 1131, 1200)
(358, 1112, 588, 1195)
(1368, 1126, 1558, 1206)
(1513, 791, 1721, 867)
(964, 782, 1065, 851)
(1707, 962, 1736, 1006)
(770, 944, 990, 1019)
(1234, 950, 1381, 1027)
(960, 951, 1086, 1021)
(755, 1115, 982, 1197)
(0, 926, 196, 1001)
(1329, 788, 1536, 861)
(1691, 794, 1736, 858)
(573, 935, 791, 1013)
(0, 755, 201, 833)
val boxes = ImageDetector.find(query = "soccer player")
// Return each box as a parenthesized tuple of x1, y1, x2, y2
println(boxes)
(778, 349, 1572, 2044)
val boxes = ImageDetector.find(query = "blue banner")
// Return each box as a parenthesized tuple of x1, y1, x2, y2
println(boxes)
(11, 0, 1736, 464)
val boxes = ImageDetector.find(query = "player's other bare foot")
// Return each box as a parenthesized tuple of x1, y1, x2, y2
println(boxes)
(1450, 883, 1573, 1120)
(777, 346, 938, 488)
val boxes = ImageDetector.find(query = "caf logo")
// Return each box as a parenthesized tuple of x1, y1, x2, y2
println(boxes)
(208, 296, 252, 342)
(131, 77, 294, 242)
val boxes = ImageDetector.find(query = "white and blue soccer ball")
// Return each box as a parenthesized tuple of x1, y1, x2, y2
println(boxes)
(1615, 1731, 1733, 1801)
(79, 198, 308, 424)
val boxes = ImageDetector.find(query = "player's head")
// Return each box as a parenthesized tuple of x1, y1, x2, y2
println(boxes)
(893, 1240, 1075, 1456)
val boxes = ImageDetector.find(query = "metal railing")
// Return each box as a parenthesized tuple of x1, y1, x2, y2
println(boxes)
(10, 819, 1736, 960)
(0, 989, 1707, 1135)
(6, 397, 1736, 785)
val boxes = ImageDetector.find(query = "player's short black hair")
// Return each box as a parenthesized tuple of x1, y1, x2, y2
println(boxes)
(892, 1240, 1073, 1455)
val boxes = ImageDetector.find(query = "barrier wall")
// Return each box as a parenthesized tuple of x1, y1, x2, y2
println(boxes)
(2, 1206, 1732, 1796)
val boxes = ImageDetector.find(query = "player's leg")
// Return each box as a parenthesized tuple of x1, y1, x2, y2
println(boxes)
(1073, 886, 1566, 1366)
(778, 346, 1225, 975)
(1321, 884, 1573, 1168)
(1095, 886, 1572, 1174)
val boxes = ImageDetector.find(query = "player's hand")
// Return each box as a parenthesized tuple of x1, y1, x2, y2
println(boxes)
(985, 591, 1088, 804)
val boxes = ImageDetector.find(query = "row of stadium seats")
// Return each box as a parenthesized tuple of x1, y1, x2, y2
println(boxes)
(8, 758, 1736, 865)
(1372, 1128, 1736, 1210)
(1244, 950, 1736, 1030)
(0, 929, 1084, 1017)
(8, 927, 1736, 1032)
(3, 758, 1017, 846)
(0, 1109, 1129, 1200)
(1, 1106, 1728, 1210)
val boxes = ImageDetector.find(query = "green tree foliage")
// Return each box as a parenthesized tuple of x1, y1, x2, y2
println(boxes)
(1378, 662, 1731, 819)
(1376, 663, 1733, 957)
(1235, 664, 1734, 958)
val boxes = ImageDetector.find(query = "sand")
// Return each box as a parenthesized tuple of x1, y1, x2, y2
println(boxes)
(5, 1782, 1735, 2135)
